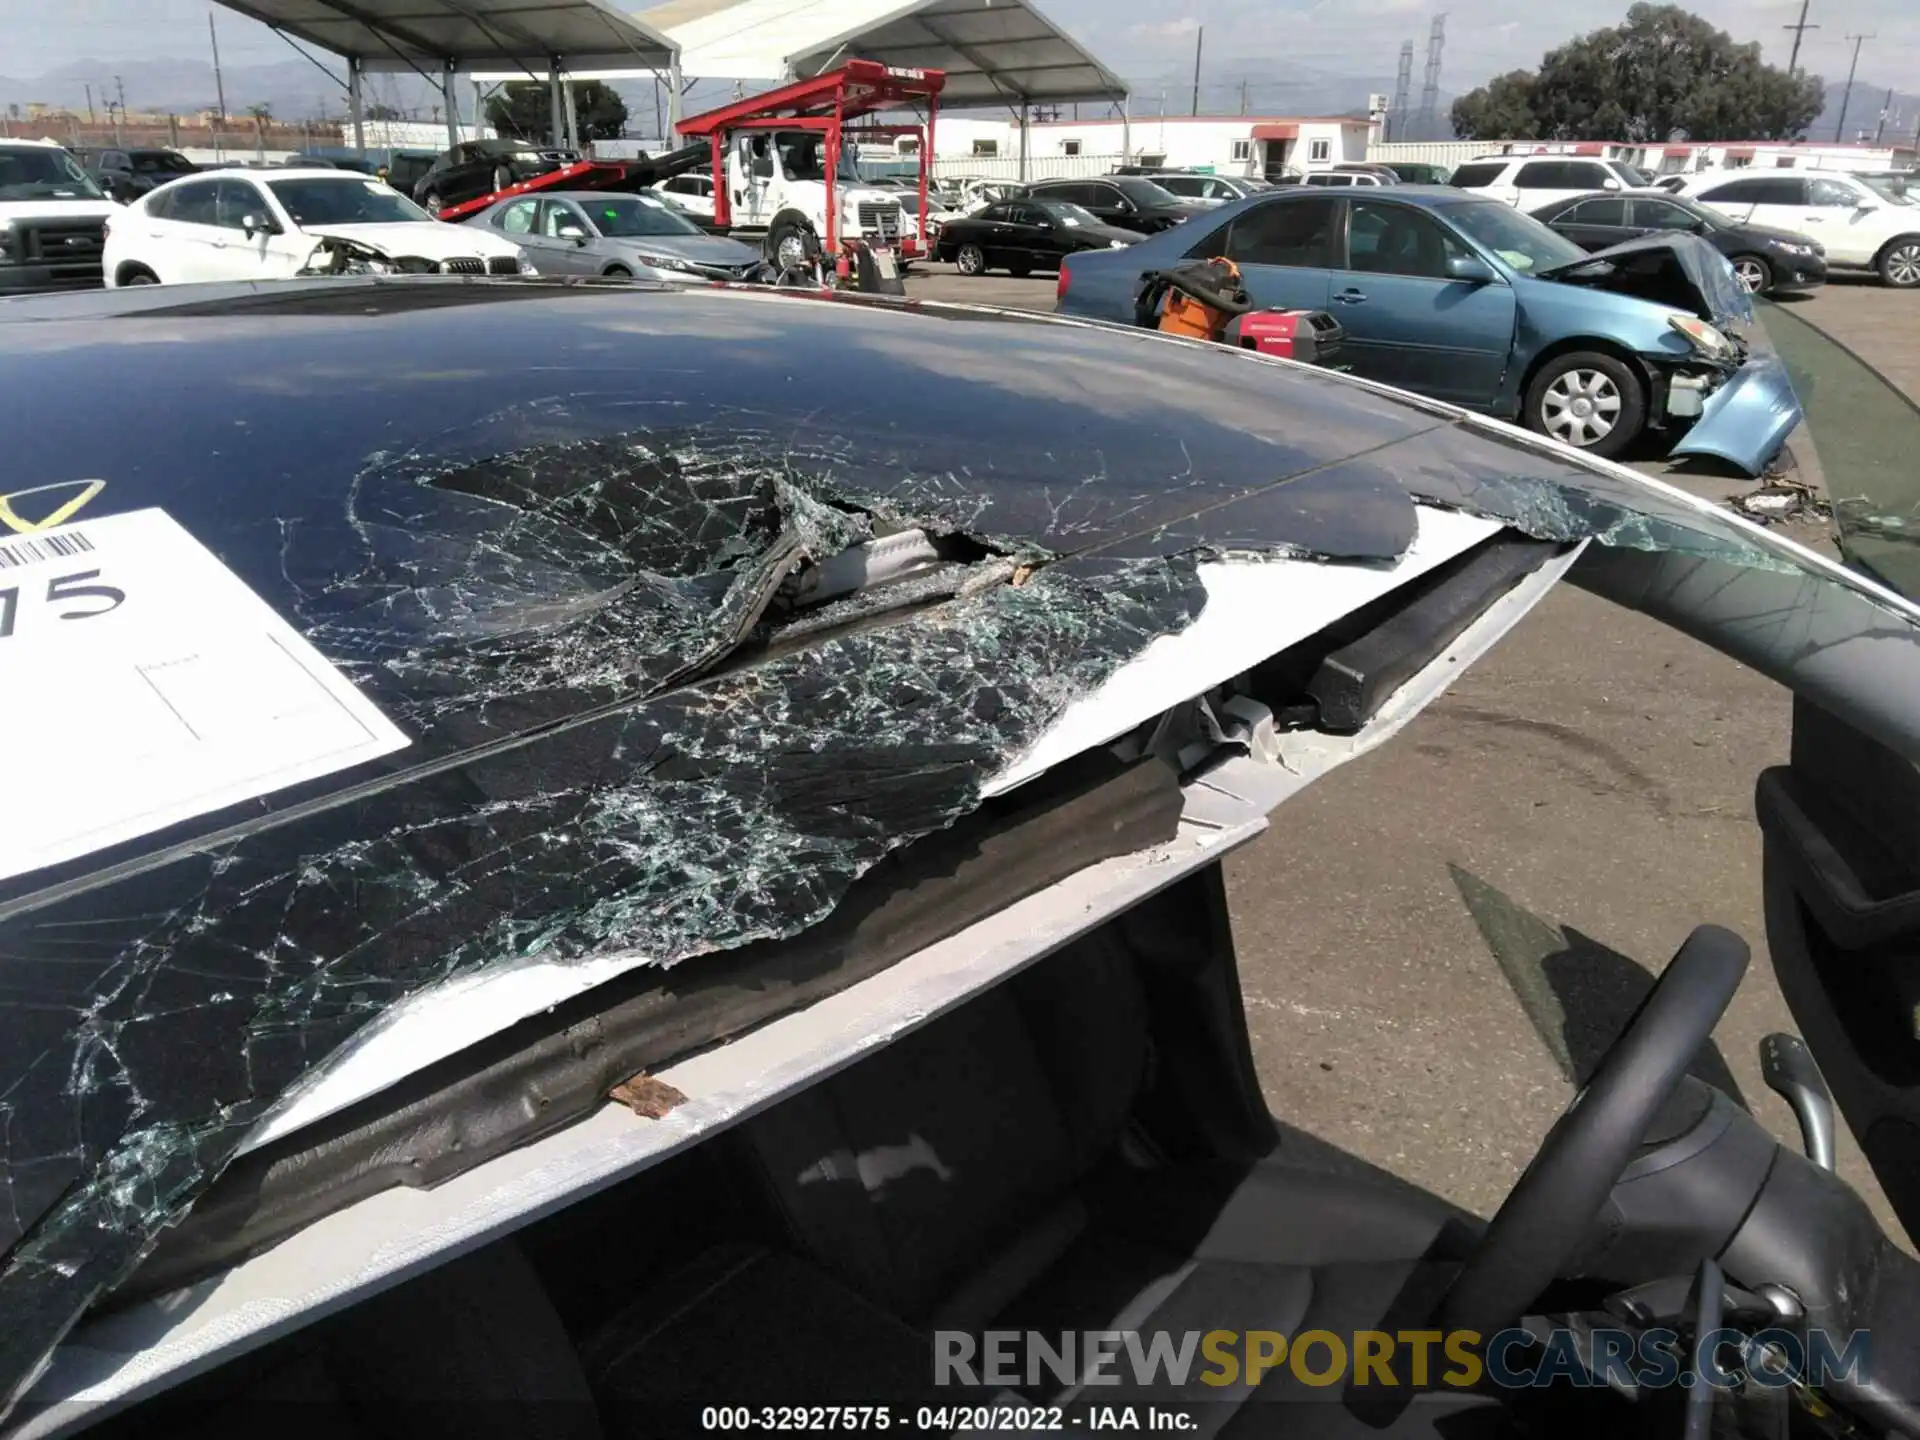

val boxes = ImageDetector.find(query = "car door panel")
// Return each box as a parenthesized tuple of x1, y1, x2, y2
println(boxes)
(153, 180, 227, 282)
(1761, 698, 1920, 1244)
(1332, 199, 1516, 408)
(1805, 177, 1881, 266)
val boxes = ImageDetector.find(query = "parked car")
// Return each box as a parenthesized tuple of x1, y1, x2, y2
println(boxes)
(0, 139, 118, 292)
(1530, 189, 1827, 295)
(1333, 162, 1402, 182)
(2, 277, 1919, 1440)
(413, 138, 580, 215)
(103, 168, 529, 285)
(1141, 172, 1267, 205)
(653, 169, 716, 217)
(1055, 187, 1798, 468)
(469, 189, 763, 280)
(1449, 154, 1647, 213)
(1674, 169, 1920, 287)
(379, 149, 438, 198)
(1019, 175, 1205, 233)
(933, 197, 1135, 275)
(1381, 161, 1452, 184)
(1303, 170, 1391, 188)
(70, 146, 198, 201)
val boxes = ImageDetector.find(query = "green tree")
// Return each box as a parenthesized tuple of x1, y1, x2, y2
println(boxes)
(484, 80, 627, 142)
(1450, 4, 1823, 142)
(365, 103, 402, 121)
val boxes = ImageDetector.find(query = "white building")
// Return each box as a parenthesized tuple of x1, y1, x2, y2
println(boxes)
(926, 114, 1372, 183)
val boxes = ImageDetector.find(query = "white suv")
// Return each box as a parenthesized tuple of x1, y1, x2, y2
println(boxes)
(0, 139, 120, 294)
(1675, 169, 1920, 287)
(103, 168, 530, 286)
(1449, 155, 1647, 214)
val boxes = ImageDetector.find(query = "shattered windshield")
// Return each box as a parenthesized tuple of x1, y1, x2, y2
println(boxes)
(0, 146, 105, 201)
(3, 283, 1920, 1420)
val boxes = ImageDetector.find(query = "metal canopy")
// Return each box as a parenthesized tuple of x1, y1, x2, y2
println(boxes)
(636, 0, 1127, 107)
(213, 0, 676, 75)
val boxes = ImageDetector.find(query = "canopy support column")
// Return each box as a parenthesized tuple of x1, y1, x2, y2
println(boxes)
(564, 78, 580, 150)
(442, 60, 459, 147)
(549, 59, 564, 146)
(1017, 103, 1028, 181)
(347, 56, 365, 156)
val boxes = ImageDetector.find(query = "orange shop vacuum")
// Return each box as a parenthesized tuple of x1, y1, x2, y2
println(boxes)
(1132, 258, 1344, 366)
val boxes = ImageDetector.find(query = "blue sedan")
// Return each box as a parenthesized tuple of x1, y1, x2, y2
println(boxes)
(1056, 186, 1801, 472)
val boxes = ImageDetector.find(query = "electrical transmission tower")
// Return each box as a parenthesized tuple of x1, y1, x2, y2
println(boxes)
(1390, 41, 1413, 142)
(1416, 15, 1445, 141)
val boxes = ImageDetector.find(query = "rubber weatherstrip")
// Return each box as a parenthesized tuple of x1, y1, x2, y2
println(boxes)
(117, 748, 1184, 1302)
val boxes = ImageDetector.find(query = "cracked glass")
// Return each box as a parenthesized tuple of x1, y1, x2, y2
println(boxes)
(0, 281, 1913, 1411)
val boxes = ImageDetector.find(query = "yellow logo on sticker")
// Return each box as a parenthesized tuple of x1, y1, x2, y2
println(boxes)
(0, 480, 106, 535)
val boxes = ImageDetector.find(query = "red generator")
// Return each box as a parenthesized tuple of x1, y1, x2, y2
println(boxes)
(1224, 309, 1345, 366)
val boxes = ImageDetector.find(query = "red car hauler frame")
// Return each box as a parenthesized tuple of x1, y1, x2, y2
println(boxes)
(677, 60, 945, 264)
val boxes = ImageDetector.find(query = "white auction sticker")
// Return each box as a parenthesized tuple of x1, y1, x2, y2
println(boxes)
(0, 508, 410, 883)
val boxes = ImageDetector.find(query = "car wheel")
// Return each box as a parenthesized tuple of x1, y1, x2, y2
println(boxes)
(1730, 254, 1772, 294)
(1008, 259, 1033, 278)
(423, 191, 445, 217)
(492, 165, 512, 194)
(603, 264, 633, 279)
(1523, 351, 1645, 459)
(770, 221, 816, 273)
(956, 243, 987, 275)
(1879, 237, 1920, 289)
(121, 267, 159, 286)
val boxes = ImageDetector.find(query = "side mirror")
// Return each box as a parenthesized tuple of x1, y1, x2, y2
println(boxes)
(560, 228, 588, 244)
(1446, 253, 1498, 284)
(1602, 178, 1623, 192)
(241, 213, 274, 238)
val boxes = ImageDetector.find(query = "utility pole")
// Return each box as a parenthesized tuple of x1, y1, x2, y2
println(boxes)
(1238, 78, 1248, 116)
(84, 83, 94, 123)
(1190, 27, 1204, 117)
(114, 74, 126, 118)
(1783, 0, 1818, 75)
(1416, 15, 1446, 141)
(1874, 88, 1894, 146)
(1834, 33, 1872, 143)
(209, 10, 228, 122)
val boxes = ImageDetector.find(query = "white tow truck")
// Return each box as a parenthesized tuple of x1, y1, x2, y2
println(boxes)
(679, 61, 942, 278)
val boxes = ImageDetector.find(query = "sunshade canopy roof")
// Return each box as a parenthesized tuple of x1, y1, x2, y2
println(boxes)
(213, 0, 676, 75)
(637, 0, 1127, 107)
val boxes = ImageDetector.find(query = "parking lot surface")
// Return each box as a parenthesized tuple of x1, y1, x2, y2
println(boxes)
(912, 260, 1917, 1229)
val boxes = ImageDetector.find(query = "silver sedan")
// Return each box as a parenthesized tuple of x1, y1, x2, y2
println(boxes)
(466, 190, 766, 282)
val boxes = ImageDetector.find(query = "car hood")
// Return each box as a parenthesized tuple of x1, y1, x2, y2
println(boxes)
(1536, 230, 1753, 331)
(608, 231, 763, 269)
(301, 220, 521, 258)
(2, 280, 1919, 1419)
(1062, 221, 1140, 247)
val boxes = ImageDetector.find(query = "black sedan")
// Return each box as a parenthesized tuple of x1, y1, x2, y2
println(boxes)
(1019, 175, 1205, 234)
(1530, 190, 1826, 296)
(934, 198, 1138, 276)
(413, 137, 580, 215)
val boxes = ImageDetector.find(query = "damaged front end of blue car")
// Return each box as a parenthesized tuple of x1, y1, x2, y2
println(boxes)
(1538, 232, 1804, 477)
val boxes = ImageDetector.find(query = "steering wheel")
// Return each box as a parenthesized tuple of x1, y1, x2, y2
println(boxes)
(1441, 924, 1750, 1339)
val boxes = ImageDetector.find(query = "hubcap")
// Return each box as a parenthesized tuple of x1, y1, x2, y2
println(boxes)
(1734, 259, 1766, 292)
(1541, 368, 1623, 448)
(958, 246, 982, 274)
(776, 231, 809, 270)
(1890, 244, 1920, 288)
(425, 194, 443, 216)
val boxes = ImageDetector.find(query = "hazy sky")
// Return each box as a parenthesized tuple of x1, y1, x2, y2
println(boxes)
(1, 0, 1913, 105)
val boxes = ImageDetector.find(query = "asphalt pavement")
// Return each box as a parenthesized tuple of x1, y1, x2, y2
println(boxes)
(905, 261, 1911, 1233)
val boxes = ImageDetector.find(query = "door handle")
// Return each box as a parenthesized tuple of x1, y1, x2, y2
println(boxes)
(1334, 288, 1367, 304)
